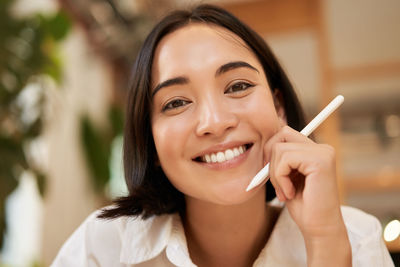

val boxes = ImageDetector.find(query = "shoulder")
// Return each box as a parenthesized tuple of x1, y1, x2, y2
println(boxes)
(51, 209, 128, 266)
(340, 206, 394, 267)
(51, 208, 175, 266)
(340, 205, 383, 238)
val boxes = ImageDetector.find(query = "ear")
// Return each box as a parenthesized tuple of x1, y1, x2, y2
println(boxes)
(273, 89, 287, 126)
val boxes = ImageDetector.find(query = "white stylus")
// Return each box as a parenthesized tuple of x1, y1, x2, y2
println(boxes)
(245, 95, 344, 192)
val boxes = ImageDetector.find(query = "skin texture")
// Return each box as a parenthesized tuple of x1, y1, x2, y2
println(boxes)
(151, 24, 351, 267)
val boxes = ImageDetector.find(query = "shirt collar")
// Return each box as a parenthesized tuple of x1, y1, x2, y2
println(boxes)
(119, 200, 293, 266)
(120, 213, 176, 264)
(165, 214, 196, 266)
(254, 207, 306, 266)
(120, 212, 196, 265)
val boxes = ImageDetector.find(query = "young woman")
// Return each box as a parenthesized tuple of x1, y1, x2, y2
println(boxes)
(52, 4, 394, 267)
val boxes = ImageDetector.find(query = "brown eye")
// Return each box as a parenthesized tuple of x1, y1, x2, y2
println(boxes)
(225, 82, 254, 94)
(162, 99, 191, 111)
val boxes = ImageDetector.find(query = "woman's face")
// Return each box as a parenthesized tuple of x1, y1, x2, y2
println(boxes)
(151, 24, 284, 205)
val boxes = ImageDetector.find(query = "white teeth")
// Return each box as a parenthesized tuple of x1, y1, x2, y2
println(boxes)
(225, 149, 234, 160)
(216, 152, 225, 162)
(201, 145, 247, 164)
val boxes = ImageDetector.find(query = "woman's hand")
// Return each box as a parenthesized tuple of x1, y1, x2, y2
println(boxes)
(265, 126, 351, 266)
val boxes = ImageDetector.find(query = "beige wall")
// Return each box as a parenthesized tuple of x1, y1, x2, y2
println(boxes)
(41, 27, 112, 265)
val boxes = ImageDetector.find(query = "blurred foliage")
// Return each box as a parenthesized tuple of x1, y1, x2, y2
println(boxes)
(80, 104, 124, 193)
(0, 259, 45, 267)
(30, 259, 45, 267)
(0, 0, 71, 249)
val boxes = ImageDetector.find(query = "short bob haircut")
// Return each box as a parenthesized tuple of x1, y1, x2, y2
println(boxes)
(99, 4, 306, 219)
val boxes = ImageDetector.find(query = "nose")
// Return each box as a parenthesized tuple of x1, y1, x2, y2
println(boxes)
(195, 97, 239, 137)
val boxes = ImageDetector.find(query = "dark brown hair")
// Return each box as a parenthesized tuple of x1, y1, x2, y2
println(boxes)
(99, 4, 306, 219)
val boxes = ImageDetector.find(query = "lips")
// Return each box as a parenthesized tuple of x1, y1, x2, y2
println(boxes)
(193, 143, 253, 163)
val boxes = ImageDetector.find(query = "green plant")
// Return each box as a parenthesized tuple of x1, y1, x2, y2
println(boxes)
(0, 0, 71, 249)
(80, 104, 124, 194)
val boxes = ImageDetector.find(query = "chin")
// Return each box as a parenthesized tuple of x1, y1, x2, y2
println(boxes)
(207, 179, 263, 205)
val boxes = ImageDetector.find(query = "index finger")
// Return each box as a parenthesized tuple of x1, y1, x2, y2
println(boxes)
(264, 125, 314, 163)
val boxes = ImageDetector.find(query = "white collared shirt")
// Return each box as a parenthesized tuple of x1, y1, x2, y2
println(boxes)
(51, 205, 394, 267)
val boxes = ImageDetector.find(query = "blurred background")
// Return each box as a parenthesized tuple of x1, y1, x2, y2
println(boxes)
(0, 0, 399, 266)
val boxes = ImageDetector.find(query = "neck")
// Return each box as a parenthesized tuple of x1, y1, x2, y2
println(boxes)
(182, 188, 277, 267)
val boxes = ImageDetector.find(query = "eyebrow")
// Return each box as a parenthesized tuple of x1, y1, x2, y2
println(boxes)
(151, 61, 259, 97)
(215, 61, 259, 76)
(152, 76, 189, 97)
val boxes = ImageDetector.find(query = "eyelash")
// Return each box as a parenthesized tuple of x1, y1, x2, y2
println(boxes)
(161, 82, 254, 112)
(162, 99, 191, 112)
(225, 81, 255, 94)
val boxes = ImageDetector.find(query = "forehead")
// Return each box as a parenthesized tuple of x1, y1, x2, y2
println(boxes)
(152, 24, 260, 80)
(158, 23, 250, 52)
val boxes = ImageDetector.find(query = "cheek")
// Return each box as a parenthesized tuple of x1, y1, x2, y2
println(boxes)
(152, 124, 174, 162)
(151, 116, 190, 167)
(152, 116, 198, 195)
(241, 89, 281, 135)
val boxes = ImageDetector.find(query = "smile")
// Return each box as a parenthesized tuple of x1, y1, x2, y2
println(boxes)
(196, 144, 252, 163)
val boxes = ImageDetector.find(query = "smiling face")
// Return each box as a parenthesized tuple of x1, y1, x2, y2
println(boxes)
(151, 24, 284, 205)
